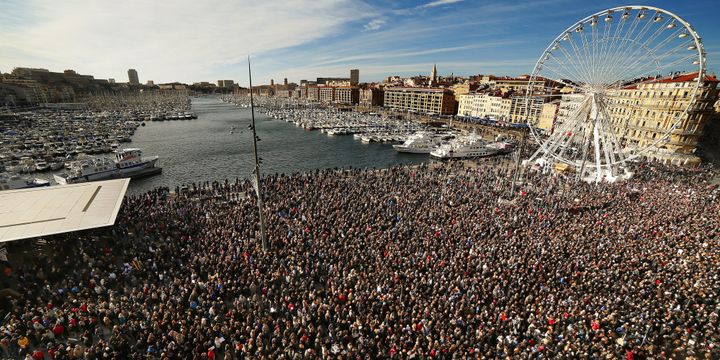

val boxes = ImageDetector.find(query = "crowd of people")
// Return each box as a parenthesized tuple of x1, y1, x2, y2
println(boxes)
(0, 159, 718, 359)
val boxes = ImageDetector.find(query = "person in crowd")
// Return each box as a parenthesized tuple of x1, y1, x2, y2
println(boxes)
(1, 160, 718, 359)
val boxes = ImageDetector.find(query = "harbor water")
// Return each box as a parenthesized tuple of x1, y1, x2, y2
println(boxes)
(124, 97, 428, 194)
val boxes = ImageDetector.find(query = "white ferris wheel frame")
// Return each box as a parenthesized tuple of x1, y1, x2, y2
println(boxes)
(525, 5, 706, 180)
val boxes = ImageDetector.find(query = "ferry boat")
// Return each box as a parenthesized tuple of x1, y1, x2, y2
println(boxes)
(430, 136, 499, 159)
(53, 148, 159, 185)
(393, 132, 448, 154)
(0, 173, 50, 191)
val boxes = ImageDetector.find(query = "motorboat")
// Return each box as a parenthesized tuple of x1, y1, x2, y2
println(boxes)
(0, 173, 50, 191)
(430, 135, 499, 159)
(54, 148, 160, 184)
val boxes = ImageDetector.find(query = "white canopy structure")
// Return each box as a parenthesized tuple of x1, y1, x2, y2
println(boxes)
(0, 179, 129, 242)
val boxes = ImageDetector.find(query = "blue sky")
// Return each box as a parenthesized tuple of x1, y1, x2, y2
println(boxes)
(2, 0, 718, 85)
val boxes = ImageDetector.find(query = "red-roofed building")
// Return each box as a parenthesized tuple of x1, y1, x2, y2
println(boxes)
(607, 72, 719, 165)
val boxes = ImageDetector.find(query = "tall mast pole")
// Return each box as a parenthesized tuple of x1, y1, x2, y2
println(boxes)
(248, 56, 269, 251)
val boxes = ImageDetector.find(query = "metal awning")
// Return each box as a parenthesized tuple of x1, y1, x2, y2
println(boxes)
(0, 179, 129, 242)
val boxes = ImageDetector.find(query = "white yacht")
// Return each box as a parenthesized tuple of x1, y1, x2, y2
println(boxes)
(53, 148, 159, 184)
(393, 132, 448, 154)
(0, 173, 50, 191)
(430, 135, 499, 159)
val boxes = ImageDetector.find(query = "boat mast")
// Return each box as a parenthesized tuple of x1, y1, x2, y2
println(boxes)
(248, 56, 269, 251)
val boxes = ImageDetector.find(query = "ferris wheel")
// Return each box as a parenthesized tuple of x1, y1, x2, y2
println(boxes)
(524, 5, 706, 182)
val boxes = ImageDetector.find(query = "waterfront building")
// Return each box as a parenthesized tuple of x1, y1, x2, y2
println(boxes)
(509, 95, 546, 124)
(538, 100, 561, 132)
(108, 78, 115, 84)
(275, 89, 292, 98)
(317, 77, 348, 86)
(457, 93, 511, 120)
(128, 69, 139, 85)
(450, 83, 471, 97)
(318, 87, 335, 103)
(384, 87, 455, 115)
(218, 80, 234, 88)
(360, 88, 384, 107)
(307, 86, 319, 101)
(553, 94, 585, 134)
(158, 83, 187, 90)
(607, 72, 719, 165)
(146, 80, 154, 86)
(333, 86, 359, 104)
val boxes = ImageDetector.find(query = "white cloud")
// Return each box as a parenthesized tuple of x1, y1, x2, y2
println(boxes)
(363, 19, 386, 31)
(1, 0, 376, 83)
(419, 0, 464, 9)
(312, 41, 525, 67)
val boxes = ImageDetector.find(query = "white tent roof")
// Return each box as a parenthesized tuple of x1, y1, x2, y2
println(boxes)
(0, 179, 129, 243)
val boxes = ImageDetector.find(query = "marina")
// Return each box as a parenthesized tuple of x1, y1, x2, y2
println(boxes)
(222, 94, 516, 159)
(2, 94, 515, 193)
(122, 97, 431, 194)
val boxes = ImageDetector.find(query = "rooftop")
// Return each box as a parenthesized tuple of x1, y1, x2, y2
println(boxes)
(385, 87, 452, 93)
(0, 179, 129, 243)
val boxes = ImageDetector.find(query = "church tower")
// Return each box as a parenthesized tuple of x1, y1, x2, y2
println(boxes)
(430, 64, 438, 86)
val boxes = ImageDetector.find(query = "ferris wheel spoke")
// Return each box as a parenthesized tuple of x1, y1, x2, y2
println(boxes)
(590, 20, 600, 84)
(565, 32, 595, 86)
(545, 52, 591, 85)
(577, 28, 597, 84)
(611, 40, 694, 85)
(629, 28, 688, 72)
(553, 43, 592, 84)
(538, 63, 586, 91)
(604, 13, 662, 81)
(622, 50, 696, 83)
(603, 15, 628, 64)
(598, 19, 621, 81)
(611, 35, 692, 83)
(608, 17, 686, 83)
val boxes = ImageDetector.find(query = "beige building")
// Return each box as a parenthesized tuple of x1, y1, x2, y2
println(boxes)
(606, 72, 719, 165)
(457, 92, 546, 124)
(360, 88, 384, 107)
(457, 93, 511, 120)
(311, 86, 359, 104)
(318, 87, 335, 102)
(538, 100, 560, 132)
(384, 87, 455, 115)
(537, 93, 587, 135)
(334, 86, 359, 104)
(307, 86, 319, 101)
(450, 83, 470, 97)
(275, 89, 292, 98)
(509, 95, 546, 124)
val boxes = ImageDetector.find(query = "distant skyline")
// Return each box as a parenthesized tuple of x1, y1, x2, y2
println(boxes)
(2, 0, 719, 86)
